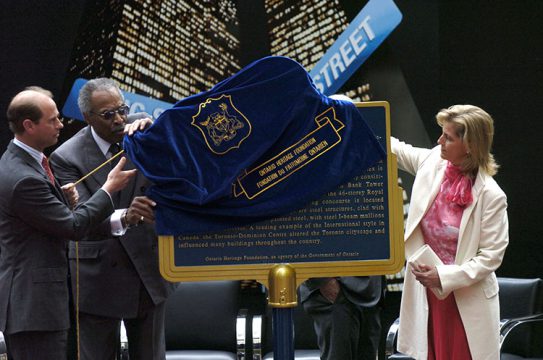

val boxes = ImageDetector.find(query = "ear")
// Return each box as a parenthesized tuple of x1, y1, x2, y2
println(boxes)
(82, 113, 92, 125)
(22, 118, 36, 133)
(464, 142, 471, 155)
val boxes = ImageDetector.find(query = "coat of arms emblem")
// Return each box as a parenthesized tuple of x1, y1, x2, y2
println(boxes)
(192, 95, 252, 155)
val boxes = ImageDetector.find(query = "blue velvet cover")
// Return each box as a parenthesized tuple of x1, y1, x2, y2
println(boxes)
(123, 56, 385, 235)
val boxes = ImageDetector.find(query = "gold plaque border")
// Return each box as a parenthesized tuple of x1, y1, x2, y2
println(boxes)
(159, 101, 404, 287)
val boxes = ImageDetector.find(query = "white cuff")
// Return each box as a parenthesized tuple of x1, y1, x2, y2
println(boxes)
(111, 208, 128, 236)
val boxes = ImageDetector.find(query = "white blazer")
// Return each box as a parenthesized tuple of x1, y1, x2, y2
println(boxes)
(392, 137, 509, 360)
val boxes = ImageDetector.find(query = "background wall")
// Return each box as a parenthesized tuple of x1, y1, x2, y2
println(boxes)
(389, 0, 543, 279)
(1, 0, 541, 278)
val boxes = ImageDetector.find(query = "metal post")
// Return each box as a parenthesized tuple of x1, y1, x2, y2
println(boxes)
(267, 264, 297, 360)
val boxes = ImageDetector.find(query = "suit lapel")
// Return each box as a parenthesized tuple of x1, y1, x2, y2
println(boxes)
(9, 142, 68, 204)
(49, 171, 68, 202)
(82, 128, 111, 190)
(118, 158, 138, 207)
(82, 128, 140, 207)
(457, 170, 485, 251)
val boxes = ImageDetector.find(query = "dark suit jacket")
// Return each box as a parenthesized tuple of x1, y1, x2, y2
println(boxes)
(50, 126, 174, 318)
(299, 276, 383, 307)
(0, 141, 114, 334)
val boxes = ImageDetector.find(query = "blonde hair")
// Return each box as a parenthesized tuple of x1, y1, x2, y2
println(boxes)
(436, 104, 499, 176)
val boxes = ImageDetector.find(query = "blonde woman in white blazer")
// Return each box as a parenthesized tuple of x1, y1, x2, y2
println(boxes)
(391, 105, 509, 360)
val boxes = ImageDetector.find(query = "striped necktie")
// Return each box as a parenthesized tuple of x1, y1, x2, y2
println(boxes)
(41, 156, 55, 184)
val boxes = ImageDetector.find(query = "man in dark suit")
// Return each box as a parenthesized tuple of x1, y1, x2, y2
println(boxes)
(0, 87, 135, 360)
(50, 78, 175, 360)
(299, 276, 384, 360)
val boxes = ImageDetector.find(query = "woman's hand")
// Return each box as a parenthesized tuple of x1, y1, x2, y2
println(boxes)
(411, 263, 442, 289)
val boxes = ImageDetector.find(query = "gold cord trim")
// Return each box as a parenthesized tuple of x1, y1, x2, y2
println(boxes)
(74, 150, 124, 186)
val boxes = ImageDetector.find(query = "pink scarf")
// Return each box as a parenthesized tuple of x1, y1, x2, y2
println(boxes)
(441, 162, 473, 207)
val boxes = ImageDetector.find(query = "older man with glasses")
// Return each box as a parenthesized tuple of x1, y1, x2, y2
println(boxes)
(50, 78, 176, 360)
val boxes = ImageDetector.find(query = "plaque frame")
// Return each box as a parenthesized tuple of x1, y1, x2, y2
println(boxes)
(158, 101, 404, 286)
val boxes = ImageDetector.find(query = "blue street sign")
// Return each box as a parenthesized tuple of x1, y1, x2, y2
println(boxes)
(309, 0, 402, 95)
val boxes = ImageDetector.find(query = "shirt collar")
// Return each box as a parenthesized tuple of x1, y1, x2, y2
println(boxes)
(90, 127, 113, 156)
(13, 138, 44, 165)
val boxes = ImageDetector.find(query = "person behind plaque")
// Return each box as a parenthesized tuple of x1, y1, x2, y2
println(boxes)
(50, 78, 176, 360)
(299, 276, 384, 360)
(298, 94, 384, 360)
(0, 86, 135, 360)
(392, 105, 509, 359)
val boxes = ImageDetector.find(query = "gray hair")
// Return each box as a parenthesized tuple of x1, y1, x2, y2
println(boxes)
(78, 78, 124, 114)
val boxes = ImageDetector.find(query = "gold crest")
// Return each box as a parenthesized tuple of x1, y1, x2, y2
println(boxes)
(192, 95, 252, 155)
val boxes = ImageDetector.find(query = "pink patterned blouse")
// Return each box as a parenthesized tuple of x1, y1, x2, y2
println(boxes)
(420, 162, 474, 265)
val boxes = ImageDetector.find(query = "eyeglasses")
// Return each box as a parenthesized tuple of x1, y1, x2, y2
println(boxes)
(90, 105, 129, 120)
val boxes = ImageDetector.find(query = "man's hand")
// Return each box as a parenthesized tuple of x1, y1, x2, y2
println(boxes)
(319, 277, 340, 303)
(124, 117, 153, 136)
(102, 157, 137, 194)
(411, 263, 442, 289)
(123, 196, 156, 226)
(61, 182, 79, 209)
